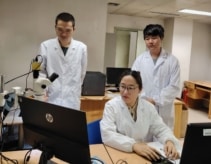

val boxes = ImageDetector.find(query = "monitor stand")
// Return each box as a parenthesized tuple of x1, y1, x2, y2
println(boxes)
(47, 160, 57, 164)
(39, 149, 55, 164)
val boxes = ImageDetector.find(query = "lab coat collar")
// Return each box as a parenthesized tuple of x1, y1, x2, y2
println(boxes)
(55, 37, 76, 48)
(154, 48, 168, 69)
(145, 48, 168, 58)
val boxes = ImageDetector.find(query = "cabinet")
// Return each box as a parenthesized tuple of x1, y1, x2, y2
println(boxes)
(184, 81, 211, 118)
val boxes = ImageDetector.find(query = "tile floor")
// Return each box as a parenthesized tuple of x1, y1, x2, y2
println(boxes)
(179, 106, 211, 144)
(188, 107, 211, 123)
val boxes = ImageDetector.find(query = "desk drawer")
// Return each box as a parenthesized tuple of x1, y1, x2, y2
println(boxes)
(187, 88, 207, 99)
(184, 81, 195, 89)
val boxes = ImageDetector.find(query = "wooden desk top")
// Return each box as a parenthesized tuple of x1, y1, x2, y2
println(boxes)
(81, 92, 120, 100)
(1, 144, 151, 164)
(105, 145, 151, 164)
(185, 80, 211, 88)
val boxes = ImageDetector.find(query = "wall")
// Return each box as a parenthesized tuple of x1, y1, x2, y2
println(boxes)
(189, 22, 211, 80)
(170, 18, 193, 92)
(106, 14, 211, 96)
(106, 14, 164, 71)
(0, 0, 107, 90)
(107, 14, 164, 33)
(1, 0, 211, 91)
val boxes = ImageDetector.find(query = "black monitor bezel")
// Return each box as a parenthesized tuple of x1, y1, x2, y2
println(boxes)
(18, 96, 91, 164)
(106, 67, 131, 87)
(180, 122, 211, 164)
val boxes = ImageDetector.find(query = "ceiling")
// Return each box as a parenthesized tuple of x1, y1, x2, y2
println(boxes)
(107, 0, 211, 24)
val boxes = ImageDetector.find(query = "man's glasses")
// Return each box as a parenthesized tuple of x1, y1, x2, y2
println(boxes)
(119, 84, 138, 93)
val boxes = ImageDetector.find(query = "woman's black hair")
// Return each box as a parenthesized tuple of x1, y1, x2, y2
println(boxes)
(119, 70, 142, 90)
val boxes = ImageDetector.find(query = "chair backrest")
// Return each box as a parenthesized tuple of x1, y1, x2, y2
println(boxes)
(87, 119, 102, 144)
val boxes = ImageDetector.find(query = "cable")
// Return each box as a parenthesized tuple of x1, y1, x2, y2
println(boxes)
(116, 159, 128, 164)
(102, 144, 115, 164)
(103, 144, 130, 164)
(0, 152, 18, 164)
(25, 60, 34, 91)
(24, 148, 33, 164)
(4, 54, 43, 87)
(4, 71, 33, 85)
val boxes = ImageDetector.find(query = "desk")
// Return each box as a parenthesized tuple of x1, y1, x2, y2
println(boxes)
(184, 80, 211, 118)
(80, 93, 119, 123)
(173, 99, 188, 138)
(2, 144, 151, 164)
(81, 94, 187, 138)
(105, 145, 151, 164)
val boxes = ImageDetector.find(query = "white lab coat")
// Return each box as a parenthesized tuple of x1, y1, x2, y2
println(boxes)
(100, 96, 180, 152)
(132, 48, 180, 129)
(38, 38, 87, 110)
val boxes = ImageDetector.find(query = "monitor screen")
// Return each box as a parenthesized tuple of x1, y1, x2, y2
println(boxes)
(82, 71, 106, 96)
(18, 96, 91, 164)
(180, 122, 211, 164)
(106, 67, 131, 87)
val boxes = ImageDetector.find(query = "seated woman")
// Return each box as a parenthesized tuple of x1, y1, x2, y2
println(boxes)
(100, 70, 180, 161)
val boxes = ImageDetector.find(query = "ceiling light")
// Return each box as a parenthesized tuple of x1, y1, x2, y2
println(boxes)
(179, 9, 211, 17)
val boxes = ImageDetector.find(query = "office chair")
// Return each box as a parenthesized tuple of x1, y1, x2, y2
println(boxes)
(87, 119, 102, 144)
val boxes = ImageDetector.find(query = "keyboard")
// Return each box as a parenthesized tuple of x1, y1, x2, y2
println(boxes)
(106, 87, 119, 92)
(151, 155, 174, 164)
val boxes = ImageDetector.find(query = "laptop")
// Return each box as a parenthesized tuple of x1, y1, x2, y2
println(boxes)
(18, 96, 91, 164)
(180, 122, 211, 164)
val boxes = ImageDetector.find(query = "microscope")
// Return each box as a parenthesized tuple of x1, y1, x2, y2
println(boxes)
(29, 56, 59, 101)
(32, 73, 59, 101)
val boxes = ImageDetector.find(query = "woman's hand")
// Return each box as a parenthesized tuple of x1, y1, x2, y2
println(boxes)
(164, 140, 180, 160)
(132, 142, 161, 161)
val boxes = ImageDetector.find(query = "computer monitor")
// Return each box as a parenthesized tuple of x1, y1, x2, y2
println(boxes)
(82, 71, 106, 96)
(180, 122, 211, 164)
(18, 96, 91, 164)
(106, 67, 131, 88)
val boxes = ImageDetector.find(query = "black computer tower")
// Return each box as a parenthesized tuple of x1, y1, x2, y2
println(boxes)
(81, 71, 106, 96)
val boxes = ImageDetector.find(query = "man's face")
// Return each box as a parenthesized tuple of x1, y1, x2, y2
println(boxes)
(144, 35, 162, 52)
(55, 20, 74, 44)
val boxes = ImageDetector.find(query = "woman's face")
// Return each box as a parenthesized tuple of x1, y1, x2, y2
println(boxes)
(119, 75, 141, 107)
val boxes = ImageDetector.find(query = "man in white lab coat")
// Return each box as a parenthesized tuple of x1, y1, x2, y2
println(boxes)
(132, 24, 180, 130)
(38, 12, 87, 110)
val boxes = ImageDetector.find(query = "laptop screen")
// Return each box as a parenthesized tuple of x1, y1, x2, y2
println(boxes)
(18, 96, 91, 164)
(180, 122, 211, 164)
